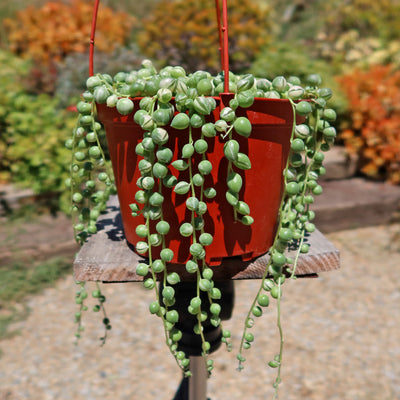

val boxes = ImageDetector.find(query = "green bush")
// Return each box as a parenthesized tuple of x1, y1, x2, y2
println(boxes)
(2, 93, 75, 191)
(302, 0, 400, 70)
(264, 0, 400, 71)
(250, 42, 348, 115)
(250, 42, 334, 82)
(322, 0, 400, 43)
(266, 0, 327, 43)
(0, 50, 76, 210)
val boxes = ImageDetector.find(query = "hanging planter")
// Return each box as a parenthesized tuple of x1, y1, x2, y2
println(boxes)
(97, 94, 297, 265)
(66, 0, 337, 395)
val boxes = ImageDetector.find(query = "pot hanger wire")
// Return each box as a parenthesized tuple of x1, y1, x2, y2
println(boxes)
(89, 0, 100, 78)
(89, 0, 231, 92)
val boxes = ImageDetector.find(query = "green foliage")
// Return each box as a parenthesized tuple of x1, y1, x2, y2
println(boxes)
(137, 0, 271, 73)
(266, 0, 328, 42)
(250, 42, 348, 115)
(1, 93, 75, 193)
(0, 257, 71, 339)
(55, 45, 145, 107)
(264, 0, 400, 71)
(0, 257, 71, 305)
(250, 41, 333, 83)
(0, 50, 76, 209)
(0, 50, 31, 183)
(322, 0, 400, 43)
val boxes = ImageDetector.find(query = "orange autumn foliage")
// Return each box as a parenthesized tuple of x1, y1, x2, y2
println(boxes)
(337, 64, 400, 183)
(3, 0, 135, 65)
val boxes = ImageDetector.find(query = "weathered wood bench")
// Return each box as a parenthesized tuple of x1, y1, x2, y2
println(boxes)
(74, 196, 340, 283)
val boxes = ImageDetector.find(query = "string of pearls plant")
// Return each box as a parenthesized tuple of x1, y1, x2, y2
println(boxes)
(66, 60, 336, 394)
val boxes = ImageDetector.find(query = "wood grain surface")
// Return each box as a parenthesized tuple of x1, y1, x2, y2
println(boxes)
(74, 196, 340, 282)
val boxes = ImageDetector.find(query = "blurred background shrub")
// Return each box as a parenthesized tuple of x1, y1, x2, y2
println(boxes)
(3, 0, 135, 65)
(2, 0, 136, 96)
(305, 0, 400, 70)
(249, 41, 348, 116)
(137, 0, 271, 73)
(55, 44, 144, 106)
(0, 50, 76, 211)
(337, 64, 400, 184)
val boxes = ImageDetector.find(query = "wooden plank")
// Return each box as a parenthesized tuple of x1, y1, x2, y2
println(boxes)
(74, 196, 340, 282)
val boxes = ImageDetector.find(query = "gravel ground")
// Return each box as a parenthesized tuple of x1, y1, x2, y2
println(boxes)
(0, 224, 399, 400)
